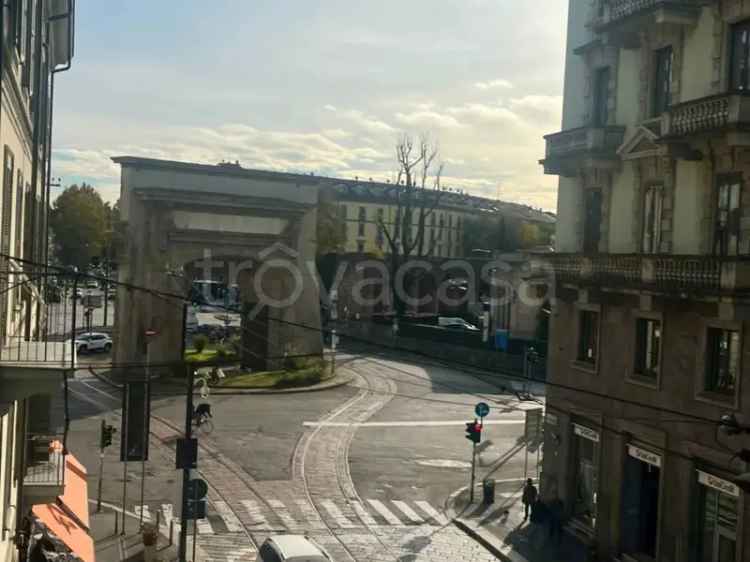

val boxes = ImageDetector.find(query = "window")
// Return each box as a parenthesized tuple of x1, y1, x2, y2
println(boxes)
(699, 475, 738, 562)
(705, 328, 740, 395)
(258, 543, 282, 562)
(2, 148, 15, 256)
(358, 206, 366, 236)
(583, 189, 602, 253)
(572, 424, 599, 528)
(731, 19, 750, 91)
(634, 318, 660, 379)
(714, 175, 741, 256)
(592, 67, 610, 126)
(652, 46, 673, 116)
(642, 185, 663, 254)
(15, 171, 23, 258)
(577, 310, 599, 365)
(438, 215, 444, 240)
(356, 241, 365, 253)
(338, 205, 347, 220)
(376, 207, 384, 224)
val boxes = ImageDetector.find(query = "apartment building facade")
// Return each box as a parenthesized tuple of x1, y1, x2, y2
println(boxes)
(540, 1, 750, 561)
(0, 3, 89, 562)
(321, 179, 554, 257)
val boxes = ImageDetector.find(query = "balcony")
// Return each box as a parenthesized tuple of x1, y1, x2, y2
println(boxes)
(543, 253, 750, 295)
(662, 93, 750, 142)
(593, 0, 704, 47)
(0, 260, 78, 402)
(23, 436, 65, 504)
(540, 126, 626, 177)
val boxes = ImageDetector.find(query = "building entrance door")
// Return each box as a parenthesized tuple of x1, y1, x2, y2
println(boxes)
(621, 452, 660, 559)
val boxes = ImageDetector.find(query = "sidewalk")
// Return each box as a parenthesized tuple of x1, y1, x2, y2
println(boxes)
(89, 502, 182, 562)
(446, 482, 581, 562)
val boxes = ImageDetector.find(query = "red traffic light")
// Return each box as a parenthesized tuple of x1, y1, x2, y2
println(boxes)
(465, 420, 482, 444)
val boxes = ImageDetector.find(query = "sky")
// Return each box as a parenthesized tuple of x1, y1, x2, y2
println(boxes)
(51, 1, 568, 211)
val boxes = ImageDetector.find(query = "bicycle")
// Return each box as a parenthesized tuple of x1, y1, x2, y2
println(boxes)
(191, 405, 214, 435)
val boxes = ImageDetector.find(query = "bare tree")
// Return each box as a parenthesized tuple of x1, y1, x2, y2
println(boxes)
(378, 133, 445, 316)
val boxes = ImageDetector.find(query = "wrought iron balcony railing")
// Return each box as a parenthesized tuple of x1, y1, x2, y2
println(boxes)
(23, 435, 65, 501)
(662, 93, 750, 138)
(541, 126, 625, 176)
(544, 253, 750, 294)
(594, 0, 704, 33)
(0, 258, 97, 368)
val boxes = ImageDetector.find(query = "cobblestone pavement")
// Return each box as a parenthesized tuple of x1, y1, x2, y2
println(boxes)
(79, 361, 500, 561)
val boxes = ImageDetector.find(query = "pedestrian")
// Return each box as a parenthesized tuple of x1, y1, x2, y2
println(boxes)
(528, 497, 548, 550)
(548, 494, 564, 546)
(522, 478, 538, 521)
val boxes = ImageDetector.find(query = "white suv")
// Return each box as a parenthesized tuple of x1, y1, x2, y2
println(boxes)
(75, 332, 112, 354)
(256, 535, 331, 562)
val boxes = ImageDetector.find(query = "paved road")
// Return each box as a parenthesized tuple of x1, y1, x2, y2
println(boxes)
(67, 348, 542, 561)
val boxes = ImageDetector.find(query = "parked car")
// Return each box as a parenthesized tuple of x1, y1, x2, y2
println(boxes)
(256, 535, 331, 562)
(75, 332, 112, 354)
(437, 316, 480, 332)
(70, 288, 83, 300)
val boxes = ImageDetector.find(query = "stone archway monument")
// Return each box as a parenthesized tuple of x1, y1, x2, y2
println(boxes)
(111, 156, 323, 371)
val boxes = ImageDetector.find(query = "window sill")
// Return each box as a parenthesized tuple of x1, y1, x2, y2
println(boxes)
(694, 391, 737, 409)
(570, 360, 598, 375)
(625, 373, 659, 390)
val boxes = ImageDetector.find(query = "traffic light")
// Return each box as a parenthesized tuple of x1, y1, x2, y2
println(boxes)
(465, 419, 482, 444)
(100, 421, 116, 449)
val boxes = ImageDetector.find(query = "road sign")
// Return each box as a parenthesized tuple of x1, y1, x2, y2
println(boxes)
(525, 408, 544, 442)
(475, 402, 490, 418)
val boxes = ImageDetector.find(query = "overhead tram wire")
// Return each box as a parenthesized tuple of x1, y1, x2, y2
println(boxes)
(12, 252, 728, 427)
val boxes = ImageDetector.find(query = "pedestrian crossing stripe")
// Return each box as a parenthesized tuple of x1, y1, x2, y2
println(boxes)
(239, 499, 271, 530)
(392, 501, 424, 524)
(415, 501, 448, 525)
(267, 499, 299, 529)
(213, 500, 244, 533)
(350, 501, 377, 526)
(321, 500, 357, 529)
(140, 498, 452, 535)
(366, 499, 403, 526)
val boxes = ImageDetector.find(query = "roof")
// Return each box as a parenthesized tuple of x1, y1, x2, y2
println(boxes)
(268, 534, 326, 557)
(111, 156, 554, 224)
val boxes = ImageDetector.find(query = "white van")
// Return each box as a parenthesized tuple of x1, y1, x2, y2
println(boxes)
(256, 535, 331, 562)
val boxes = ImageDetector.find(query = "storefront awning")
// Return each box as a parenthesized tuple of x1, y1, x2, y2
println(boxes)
(32, 503, 94, 562)
(31, 450, 93, 562)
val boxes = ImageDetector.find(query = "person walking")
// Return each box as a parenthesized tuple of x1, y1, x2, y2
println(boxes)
(522, 478, 538, 521)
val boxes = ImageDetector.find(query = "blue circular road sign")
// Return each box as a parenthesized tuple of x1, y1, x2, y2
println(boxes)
(475, 402, 490, 418)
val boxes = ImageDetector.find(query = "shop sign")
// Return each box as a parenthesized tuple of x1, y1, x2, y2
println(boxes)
(697, 470, 740, 498)
(627, 444, 661, 468)
(573, 423, 599, 443)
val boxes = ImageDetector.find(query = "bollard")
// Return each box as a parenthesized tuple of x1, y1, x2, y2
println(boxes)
(155, 511, 161, 547)
(169, 520, 174, 546)
(482, 479, 496, 504)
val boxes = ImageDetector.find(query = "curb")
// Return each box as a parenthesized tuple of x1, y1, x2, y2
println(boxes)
(444, 484, 521, 562)
(453, 518, 512, 562)
(209, 371, 354, 394)
(153, 371, 354, 395)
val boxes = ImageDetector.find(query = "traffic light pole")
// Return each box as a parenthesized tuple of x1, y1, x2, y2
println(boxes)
(97, 419, 105, 512)
(470, 440, 477, 504)
(178, 364, 195, 562)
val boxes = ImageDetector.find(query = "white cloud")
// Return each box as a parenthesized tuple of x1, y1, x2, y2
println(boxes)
(475, 79, 513, 90)
(324, 104, 337, 112)
(394, 110, 463, 129)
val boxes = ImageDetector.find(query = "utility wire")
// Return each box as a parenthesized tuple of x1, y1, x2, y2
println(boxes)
(10, 252, 729, 427)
